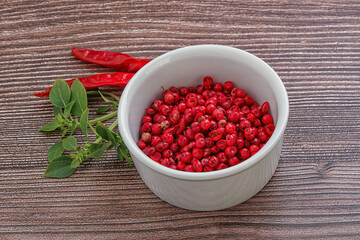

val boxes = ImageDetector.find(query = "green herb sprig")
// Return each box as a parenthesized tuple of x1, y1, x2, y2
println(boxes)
(39, 79, 131, 178)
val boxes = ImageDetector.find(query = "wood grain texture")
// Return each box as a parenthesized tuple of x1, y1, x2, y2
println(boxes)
(1, 0, 360, 239)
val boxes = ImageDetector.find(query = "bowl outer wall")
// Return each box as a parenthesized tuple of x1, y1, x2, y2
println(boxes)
(131, 136, 283, 211)
(118, 45, 289, 181)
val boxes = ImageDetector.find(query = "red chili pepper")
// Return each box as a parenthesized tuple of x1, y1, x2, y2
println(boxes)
(33, 72, 134, 98)
(72, 47, 151, 73)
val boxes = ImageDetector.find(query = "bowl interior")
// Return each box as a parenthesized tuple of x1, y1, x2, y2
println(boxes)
(118, 45, 288, 179)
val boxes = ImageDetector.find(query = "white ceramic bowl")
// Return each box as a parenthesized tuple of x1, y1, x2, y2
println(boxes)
(118, 45, 289, 211)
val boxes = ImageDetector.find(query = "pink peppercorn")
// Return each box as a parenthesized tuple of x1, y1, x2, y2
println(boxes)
(138, 77, 274, 172)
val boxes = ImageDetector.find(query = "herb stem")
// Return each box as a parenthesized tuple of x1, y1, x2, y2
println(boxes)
(101, 91, 120, 102)
(89, 111, 117, 125)
(109, 119, 118, 131)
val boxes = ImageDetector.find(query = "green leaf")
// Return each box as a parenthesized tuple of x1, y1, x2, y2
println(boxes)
(44, 156, 77, 178)
(80, 108, 89, 138)
(49, 79, 71, 108)
(106, 143, 116, 150)
(47, 141, 65, 162)
(54, 106, 62, 118)
(54, 113, 63, 123)
(71, 79, 88, 117)
(63, 136, 77, 150)
(95, 124, 117, 145)
(69, 118, 79, 135)
(71, 159, 81, 169)
(88, 143, 105, 158)
(39, 122, 60, 132)
(117, 144, 132, 166)
(64, 101, 75, 118)
(96, 106, 111, 115)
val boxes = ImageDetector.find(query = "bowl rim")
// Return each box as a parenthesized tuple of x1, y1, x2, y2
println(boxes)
(118, 44, 289, 181)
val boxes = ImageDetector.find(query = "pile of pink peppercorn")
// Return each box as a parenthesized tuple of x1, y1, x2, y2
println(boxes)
(137, 76, 275, 172)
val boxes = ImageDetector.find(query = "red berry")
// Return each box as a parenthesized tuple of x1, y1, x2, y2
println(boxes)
(241, 106, 250, 115)
(204, 166, 215, 172)
(228, 156, 240, 166)
(155, 142, 169, 152)
(177, 135, 189, 147)
(236, 89, 247, 98)
(145, 108, 156, 116)
(217, 152, 227, 163)
(262, 114, 273, 125)
(184, 165, 195, 172)
(212, 109, 224, 121)
(170, 142, 180, 152)
(203, 76, 214, 87)
(251, 107, 261, 119)
(223, 81, 234, 91)
(141, 132, 151, 143)
(209, 156, 219, 168)
(216, 163, 227, 170)
(161, 132, 174, 144)
(213, 82, 223, 91)
(239, 148, 250, 160)
(151, 152, 162, 162)
(151, 100, 163, 111)
(152, 123, 162, 135)
(193, 159, 203, 172)
(225, 122, 236, 134)
(160, 120, 171, 130)
(205, 104, 216, 114)
(137, 140, 146, 150)
(177, 161, 186, 170)
(195, 138, 206, 148)
(236, 137, 245, 148)
(261, 102, 270, 114)
(209, 129, 223, 141)
(191, 122, 201, 133)
(225, 134, 237, 146)
(163, 149, 173, 158)
(163, 91, 175, 105)
(244, 95, 254, 106)
(151, 135, 162, 146)
(216, 139, 227, 151)
(169, 110, 180, 124)
(265, 123, 275, 136)
(234, 97, 245, 107)
(160, 158, 170, 167)
(178, 102, 187, 112)
(192, 148, 204, 159)
(258, 131, 268, 142)
(142, 115, 152, 123)
(228, 110, 240, 122)
(244, 127, 256, 140)
(159, 104, 171, 116)
(249, 144, 260, 154)
(240, 120, 251, 131)
(181, 151, 192, 163)
(246, 113, 256, 123)
(184, 128, 195, 140)
(224, 146, 237, 157)
(143, 146, 156, 156)
(186, 97, 197, 108)
(180, 87, 189, 96)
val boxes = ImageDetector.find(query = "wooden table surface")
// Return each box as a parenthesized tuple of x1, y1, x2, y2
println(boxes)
(1, 0, 360, 239)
